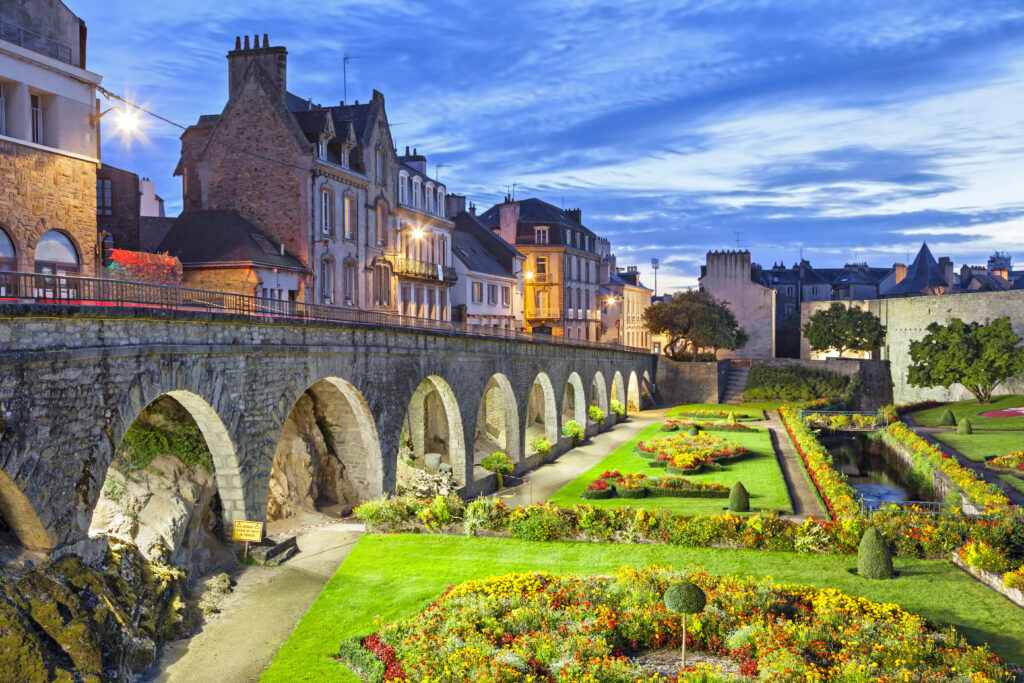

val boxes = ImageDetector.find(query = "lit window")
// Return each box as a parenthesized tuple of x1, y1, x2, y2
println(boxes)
(96, 179, 112, 216)
(344, 195, 355, 239)
(535, 256, 547, 274)
(472, 281, 483, 303)
(534, 227, 548, 244)
(376, 204, 387, 246)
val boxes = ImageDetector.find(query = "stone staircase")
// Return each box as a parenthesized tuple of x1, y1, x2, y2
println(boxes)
(721, 365, 750, 405)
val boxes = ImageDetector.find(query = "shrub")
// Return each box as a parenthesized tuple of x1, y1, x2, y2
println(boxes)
(481, 452, 513, 489)
(1004, 567, 1024, 590)
(938, 408, 957, 426)
(588, 405, 605, 425)
(957, 418, 973, 434)
(609, 399, 625, 419)
(562, 420, 584, 445)
(687, 425, 699, 436)
(728, 482, 750, 512)
(530, 435, 552, 456)
(581, 478, 614, 500)
(743, 366, 849, 401)
(726, 411, 737, 425)
(858, 527, 894, 579)
(961, 540, 1012, 573)
(507, 504, 573, 541)
(462, 497, 509, 537)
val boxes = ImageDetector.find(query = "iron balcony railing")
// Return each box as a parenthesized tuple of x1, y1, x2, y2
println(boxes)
(0, 271, 648, 353)
(393, 257, 438, 280)
(0, 19, 73, 65)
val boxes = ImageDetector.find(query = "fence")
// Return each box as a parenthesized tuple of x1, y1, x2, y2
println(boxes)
(0, 271, 647, 353)
(860, 498, 1024, 520)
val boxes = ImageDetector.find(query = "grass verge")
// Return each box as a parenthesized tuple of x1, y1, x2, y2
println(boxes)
(998, 474, 1024, 495)
(546, 423, 793, 514)
(933, 431, 1024, 462)
(262, 533, 1024, 681)
(665, 402, 777, 420)
(913, 395, 1024, 431)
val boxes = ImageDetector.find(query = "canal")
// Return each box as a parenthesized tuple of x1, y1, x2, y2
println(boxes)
(821, 431, 932, 507)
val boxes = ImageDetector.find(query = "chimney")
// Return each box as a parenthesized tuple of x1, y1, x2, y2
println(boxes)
(497, 197, 519, 245)
(469, 202, 476, 215)
(228, 34, 288, 99)
(565, 208, 582, 224)
(892, 263, 907, 284)
(445, 193, 466, 217)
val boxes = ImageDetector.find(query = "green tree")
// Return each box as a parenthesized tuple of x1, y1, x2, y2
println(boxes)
(642, 290, 748, 360)
(802, 302, 886, 358)
(908, 317, 1024, 404)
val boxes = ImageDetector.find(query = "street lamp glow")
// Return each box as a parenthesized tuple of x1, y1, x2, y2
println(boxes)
(524, 271, 534, 280)
(115, 108, 140, 134)
(605, 295, 616, 305)
(411, 228, 424, 239)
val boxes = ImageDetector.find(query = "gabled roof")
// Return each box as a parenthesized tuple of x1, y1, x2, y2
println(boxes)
(477, 198, 599, 252)
(453, 212, 523, 276)
(886, 243, 949, 296)
(156, 210, 306, 272)
(292, 109, 334, 138)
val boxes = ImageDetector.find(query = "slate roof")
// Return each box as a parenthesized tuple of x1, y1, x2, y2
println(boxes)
(453, 212, 523, 276)
(292, 109, 333, 138)
(477, 198, 598, 250)
(885, 243, 950, 296)
(1012, 277, 1024, 290)
(607, 269, 651, 290)
(156, 210, 306, 272)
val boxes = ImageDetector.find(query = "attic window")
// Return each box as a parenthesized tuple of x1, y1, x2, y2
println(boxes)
(535, 227, 549, 245)
(250, 234, 278, 255)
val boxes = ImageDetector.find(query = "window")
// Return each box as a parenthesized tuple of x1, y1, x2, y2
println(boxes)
(439, 289, 447, 320)
(375, 264, 390, 305)
(343, 262, 355, 303)
(375, 149, 384, 182)
(585, 261, 591, 282)
(501, 286, 510, 306)
(344, 195, 355, 239)
(321, 189, 333, 235)
(412, 180, 421, 208)
(576, 257, 581, 280)
(585, 290, 590, 310)
(786, 286, 794, 295)
(487, 283, 497, 304)
(472, 281, 483, 303)
(321, 259, 334, 302)
(398, 176, 406, 204)
(317, 139, 326, 158)
(534, 227, 548, 244)
(784, 303, 795, 314)
(30, 94, 41, 144)
(535, 256, 548, 274)
(0, 84, 6, 136)
(0, 227, 16, 294)
(34, 231, 78, 275)
(437, 190, 445, 217)
(376, 204, 387, 246)
(96, 179, 112, 216)
(439, 236, 447, 267)
(425, 187, 433, 214)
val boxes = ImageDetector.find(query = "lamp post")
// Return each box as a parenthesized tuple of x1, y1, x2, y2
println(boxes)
(605, 295, 619, 344)
(651, 258, 660, 299)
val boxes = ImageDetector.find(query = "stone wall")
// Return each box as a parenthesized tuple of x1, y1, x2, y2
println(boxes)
(0, 303, 653, 550)
(698, 251, 776, 358)
(802, 290, 1024, 403)
(655, 358, 722, 405)
(747, 358, 893, 410)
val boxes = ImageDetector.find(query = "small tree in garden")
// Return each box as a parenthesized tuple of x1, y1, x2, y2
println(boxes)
(802, 302, 886, 358)
(858, 527, 894, 580)
(643, 290, 748, 360)
(938, 408, 956, 427)
(726, 411, 737, 425)
(908, 317, 1024, 403)
(562, 420, 584, 445)
(664, 580, 707, 667)
(957, 418, 973, 435)
(728, 482, 750, 512)
(481, 452, 513, 489)
(687, 426, 699, 436)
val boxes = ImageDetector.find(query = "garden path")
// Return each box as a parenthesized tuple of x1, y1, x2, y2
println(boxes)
(762, 412, 827, 521)
(902, 414, 1024, 506)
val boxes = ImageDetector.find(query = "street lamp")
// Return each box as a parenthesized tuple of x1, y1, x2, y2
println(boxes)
(651, 258, 660, 299)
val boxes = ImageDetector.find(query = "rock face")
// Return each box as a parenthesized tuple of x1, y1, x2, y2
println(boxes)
(0, 539, 198, 682)
(267, 392, 359, 521)
(395, 457, 458, 498)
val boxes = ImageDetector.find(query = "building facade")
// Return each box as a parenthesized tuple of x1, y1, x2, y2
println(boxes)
(0, 0, 101, 279)
(450, 201, 524, 329)
(698, 250, 776, 358)
(597, 241, 651, 349)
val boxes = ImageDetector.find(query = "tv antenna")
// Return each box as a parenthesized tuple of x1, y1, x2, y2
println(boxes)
(434, 163, 448, 180)
(343, 54, 359, 103)
(505, 183, 518, 200)
(733, 231, 742, 249)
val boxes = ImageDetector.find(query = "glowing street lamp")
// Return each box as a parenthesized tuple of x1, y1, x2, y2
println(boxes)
(524, 271, 534, 281)
(411, 228, 424, 239)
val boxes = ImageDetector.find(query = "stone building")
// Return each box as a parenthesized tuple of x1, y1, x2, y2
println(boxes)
(597, 241, 651, 349)
(478, 198, 602, 340)
(168, 34, 400, 308)
(0, 0, 101, 278)
(96, 163, 141, 251)
(450, 198, 524, 330)
(698, 250, 775, 358)
(394, 147, 456, 320)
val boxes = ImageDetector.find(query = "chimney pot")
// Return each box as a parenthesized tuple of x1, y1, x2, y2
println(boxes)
(354, 99, 358, 105)
(243, 35, 250, 49)
(413, 148, 417, 155)
(235, 36, 241, 49)
(253, 34, 259, 48)
(405, 145, 410, 155)
(263, 33, 269, 47)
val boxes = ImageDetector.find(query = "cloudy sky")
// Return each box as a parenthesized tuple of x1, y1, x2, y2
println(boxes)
(82, 0, 1024, 291)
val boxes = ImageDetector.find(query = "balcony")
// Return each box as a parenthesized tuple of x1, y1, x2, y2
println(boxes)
(394, 257, 438, 280)
(1, 19, 73, 65)
(443, 266, 458, 282)
(525, 307, 563, 320)
(529, 273, 557, 285)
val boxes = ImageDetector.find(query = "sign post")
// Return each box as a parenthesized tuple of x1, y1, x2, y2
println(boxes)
(232, 520, 263, 559)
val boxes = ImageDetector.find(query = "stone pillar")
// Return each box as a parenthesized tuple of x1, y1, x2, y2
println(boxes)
(6, 83, 31, 141)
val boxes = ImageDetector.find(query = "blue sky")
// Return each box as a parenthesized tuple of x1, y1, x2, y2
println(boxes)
(81, 0, 1024, 291)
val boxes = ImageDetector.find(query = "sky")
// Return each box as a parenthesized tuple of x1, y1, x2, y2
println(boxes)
(80, 0, 1024, 291)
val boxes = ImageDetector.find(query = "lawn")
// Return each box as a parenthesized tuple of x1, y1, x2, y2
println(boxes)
(999, 474, 1024, 495)
(546, 422, 794, 515)
(933, 431, 1024, 462)
(665, 401, 779, 420)
(914, 395, 1024, 431)
(262, 533, 1024, 681)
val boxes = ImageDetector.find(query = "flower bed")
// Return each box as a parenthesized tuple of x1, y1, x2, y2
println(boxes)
(672, 408, 749, 420)
(954, 544, 1024, 609)
(884, 422, 1011, 507)
(585, 471, 730, 500)
(339, 566, 1012, 682)
(581, 478, 614, 499)
(803, 412, 879, 430)
(660, 419, 753, 433)
(636, 432, 749, 474)
(778, 403, 860, 520)
(988, 451, 1024, 476)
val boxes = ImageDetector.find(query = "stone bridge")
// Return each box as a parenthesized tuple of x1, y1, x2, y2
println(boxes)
(0, 304, 655, 551)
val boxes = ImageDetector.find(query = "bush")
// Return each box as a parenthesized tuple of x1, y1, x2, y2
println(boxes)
(508, 504, 573, 541)
(960, 540, 1012, 573)
(609, 399, 625, 419)
(726, 411, 737, 426)
(858, 527, 894, 579)
(687, 426, 699, 436)
(588, 405, 605, 425)
(957, 418, 973, 434)
(728, 482, 750, 512)
(664, 580, 707, 614)
(530, 435, 552, 456)
(336, 637, 384, 682)
(481, 452, 513, 489)
(744, 366, 849, 401)
(938, 408, 957, 427)
(562, 420, 584, 445)
(581, 479, 614, 500)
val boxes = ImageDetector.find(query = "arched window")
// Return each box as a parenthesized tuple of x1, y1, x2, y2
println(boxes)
(398, 173, 408, 204)
(321, 189, 333, 235)
(34, 231, 79, 275)
(437, 189, 445, 217)
(585, 289, 590, 311)
(412, 179, 421, 209)
(375, 203, 387, 246)
(576, 287, 582, 310)
(321, 258, 335, 303)
(0, 227, 16, 296)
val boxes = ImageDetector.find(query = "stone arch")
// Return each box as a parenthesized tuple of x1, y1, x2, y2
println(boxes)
(627, 371, 642, 412)
(525, 372, 559, 453)
(268, 377, 383, 521)
(610, 370, 625, 405)
(399, 375, 466, 486)
(0, 468, 51, 551)
(561, 371, 586, 425)
(473, 373, 520, 465)
(589, 370, 609, 421)
(642, 370, 653, 404)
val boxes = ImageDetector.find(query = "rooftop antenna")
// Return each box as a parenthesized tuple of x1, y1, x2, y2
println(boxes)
(505, 183, 518, 200)
(434, 162, 448, 180)
(733, 231, 742, 249)
(343, 54, 359, 103)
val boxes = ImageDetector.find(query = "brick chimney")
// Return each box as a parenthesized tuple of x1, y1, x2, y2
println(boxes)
(497, 196, 519, 245)
(228, 33, 287, 98)
(565, 208, 582, 224)
(892, 263, 906, 284)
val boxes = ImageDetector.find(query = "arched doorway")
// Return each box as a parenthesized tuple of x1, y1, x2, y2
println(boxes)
(589, 371, 609, 425)
(525, 372, 559, 454)
(89, 390, 242, 576)
(268, 378, 382, 521)
(562, 372, 586, 426)
(399, 375, 466, 487)
(627, 371, 641, 412)
(474, 374, 520, 466)
(0, 468, 51, 553)
(610, 370, 625, 413)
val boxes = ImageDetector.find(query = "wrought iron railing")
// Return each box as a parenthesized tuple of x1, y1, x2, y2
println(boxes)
(859, 498, 1023, 520)
(0, 19, 73, 65)
(0, 271, 647, 353)
(393, 257, 438, 280)
(525, 307, 563, 320)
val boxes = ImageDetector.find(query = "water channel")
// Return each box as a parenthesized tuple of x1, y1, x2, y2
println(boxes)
(821, 431, 930, 507)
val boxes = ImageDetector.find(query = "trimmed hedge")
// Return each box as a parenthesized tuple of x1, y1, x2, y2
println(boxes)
(580, 486, 615, 500)
(858, 526, 894, 580)
(744, 365, 849, 401)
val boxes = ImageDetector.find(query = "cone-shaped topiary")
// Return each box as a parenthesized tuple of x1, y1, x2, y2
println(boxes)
(728, 482, 750, 512)
(664, 580, 707, 668)
(857, 526, 894, 579)
(957, 418, 973, 434)
(726, 411, 737, 425)
(687, 426, 699, 436)
(938, 408, 956, 427)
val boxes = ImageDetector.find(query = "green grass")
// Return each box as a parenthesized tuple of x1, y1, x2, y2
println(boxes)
(262, 534, 1024, 681)
(933, 432, 1024, 462)
(546, 423, 794, 515)
(665, 402, 778, 420)
(914, 395, 1024, 431)
(999, 474, 1024, 495)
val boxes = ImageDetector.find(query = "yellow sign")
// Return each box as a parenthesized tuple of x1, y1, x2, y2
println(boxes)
(232, 520, 263, 542)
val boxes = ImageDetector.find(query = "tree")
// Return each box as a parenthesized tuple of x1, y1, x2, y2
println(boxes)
(643, 290, 748, 360)
(802, 302, 886, 358)
(908, 317, 1024, 403)
(664, 580, 707, 667)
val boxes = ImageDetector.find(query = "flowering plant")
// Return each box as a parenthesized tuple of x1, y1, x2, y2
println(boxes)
(988, 450, 1024, 474)
(637, 431, 749, 474)
(562, 419, 585, 445)
(581, 478, 614, 500)
(960, 540, 1012, 573)
(1004, 566, 1024, 590)
(481, 451, 513, 489)
(609, 398, 626, 419)
(529, 435, 552, 456)
(589, 405, 606, 425)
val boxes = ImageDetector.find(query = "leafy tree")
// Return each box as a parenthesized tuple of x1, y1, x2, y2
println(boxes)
(907, 317, 1024, 404)
(642, 290, 748, 360)
(802, 302, 886, 358)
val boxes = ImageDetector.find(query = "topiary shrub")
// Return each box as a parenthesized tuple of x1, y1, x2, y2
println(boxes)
(726, 411, 737, 426)
(664, 580, 707, 667)
(728, 482, 750, 512)
(957, 418, 973, 435)
(857, 526, 894, 579)
(938, 408, 956, 427)
(481, 452, 513, 489)
(687, 426, 699, 436)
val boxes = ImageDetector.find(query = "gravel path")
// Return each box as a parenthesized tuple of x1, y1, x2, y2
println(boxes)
(761, 411, 827, 521)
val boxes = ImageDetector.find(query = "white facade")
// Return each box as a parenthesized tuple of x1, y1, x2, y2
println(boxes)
(453, 266, 523, 330)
